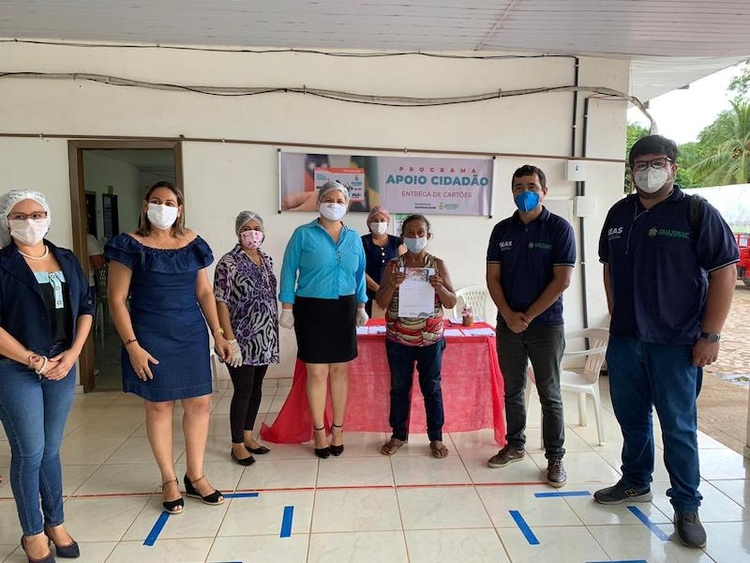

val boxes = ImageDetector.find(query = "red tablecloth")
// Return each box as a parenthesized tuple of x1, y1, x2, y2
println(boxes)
(261, 320, 505, 445)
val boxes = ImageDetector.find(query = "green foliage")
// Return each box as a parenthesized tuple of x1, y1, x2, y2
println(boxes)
(688, 99, 750, 186)
(729, 62, 750, 97)
(624, 123, 649, 193)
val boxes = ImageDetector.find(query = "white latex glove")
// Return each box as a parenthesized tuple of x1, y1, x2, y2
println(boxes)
(227, 339, 243, 368)
(355, 308, 369, 327)
(280, 309, 295, 329)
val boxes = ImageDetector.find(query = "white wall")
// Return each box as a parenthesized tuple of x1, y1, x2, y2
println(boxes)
(83, 151, 143, 238)
(0, 42, 630, 378)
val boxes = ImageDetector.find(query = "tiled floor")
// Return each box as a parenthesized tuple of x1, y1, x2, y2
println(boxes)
(1, 377, 748, 562)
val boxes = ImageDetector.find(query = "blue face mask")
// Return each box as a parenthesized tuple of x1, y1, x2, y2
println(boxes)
(514, 191, 540, 213)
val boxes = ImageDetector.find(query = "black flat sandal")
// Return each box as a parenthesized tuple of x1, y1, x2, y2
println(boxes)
(183, 474, 224, 505)
(160, 478, 184, 514)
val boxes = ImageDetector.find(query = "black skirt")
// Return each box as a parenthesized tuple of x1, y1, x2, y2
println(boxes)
(294, 295, 358, 364)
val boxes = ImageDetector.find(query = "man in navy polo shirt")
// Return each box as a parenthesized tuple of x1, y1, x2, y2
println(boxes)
(485, 164, 576, 487)
(596, 135, 738, 548)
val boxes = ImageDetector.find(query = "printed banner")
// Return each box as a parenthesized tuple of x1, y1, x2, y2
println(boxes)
(279, 151, 493, 216)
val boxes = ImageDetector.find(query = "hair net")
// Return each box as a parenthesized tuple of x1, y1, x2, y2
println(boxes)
(316, 181, 350, 204)
(235, 210, 264, 236)
(367, 206, 390, 224)
(0, 190, 51, 248)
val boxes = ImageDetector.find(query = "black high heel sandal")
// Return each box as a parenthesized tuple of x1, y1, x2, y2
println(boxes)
(44, 526, 79, 559)
(183, 474, 224, 505)
(330, 422, 344, 456)
(313, 426, 330, 459)
(160, 478, 184, 514)
(20, 535, 55, 563)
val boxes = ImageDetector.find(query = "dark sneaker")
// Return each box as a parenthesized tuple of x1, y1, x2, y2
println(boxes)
(594, 480, 652, 505)
(675, 511, 706, 548)
(487, 445, 525, 468)
(547, 457, 567, 488)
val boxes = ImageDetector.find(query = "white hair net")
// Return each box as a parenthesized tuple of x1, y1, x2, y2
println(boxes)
(316, 181, 350, 204)
(0, 190, 52, 248)
(234, 210, 264, 236)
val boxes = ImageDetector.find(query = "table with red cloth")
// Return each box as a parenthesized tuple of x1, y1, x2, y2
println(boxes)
(261, 319, 505, 445)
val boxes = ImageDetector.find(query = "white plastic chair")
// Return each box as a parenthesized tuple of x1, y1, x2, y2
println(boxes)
(525, 327, 609, 446)
(451, 285, 489, 321)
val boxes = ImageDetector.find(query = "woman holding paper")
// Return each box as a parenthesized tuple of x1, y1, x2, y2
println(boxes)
(278, 181, 368, 458)
(375, 214, 456, 459)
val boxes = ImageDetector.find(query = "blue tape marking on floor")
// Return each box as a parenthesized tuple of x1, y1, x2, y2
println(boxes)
(143, 511, 170, 546)
(627, 505, 670, 541)
(280, 505, 294, 538)
(534, 490, 591, 498)
(509, 510, 540, 545)
(223, 492, 260, 498)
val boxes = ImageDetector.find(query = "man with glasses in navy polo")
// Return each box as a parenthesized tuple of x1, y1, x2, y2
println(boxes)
(596, 135, 738, 548)
(485, 164, 576, 488)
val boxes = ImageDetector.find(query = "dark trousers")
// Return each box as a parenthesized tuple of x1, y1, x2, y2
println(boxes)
(385, 339, 446, 442)
(227, 364, 268, 444)
(496, 320, 566, 459)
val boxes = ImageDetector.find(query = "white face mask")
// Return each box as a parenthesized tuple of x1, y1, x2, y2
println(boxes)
(319, 203, 346, 221)
(634, 168, 670, 193)
(403, 236, 428, 253)
(9, 218, 49, 246)
(370, 221, 388, 236)
(147, 203, 179, 229)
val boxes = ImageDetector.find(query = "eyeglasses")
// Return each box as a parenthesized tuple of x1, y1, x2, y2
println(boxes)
(8, 211, 48, 221)
(632, 158, 673, 172)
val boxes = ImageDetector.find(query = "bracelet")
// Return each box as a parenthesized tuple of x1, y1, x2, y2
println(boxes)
(124, 338, 138, 347)
(34, 356, 48, 376)
(28, 353, 41, 369)
(212, 327, 225, 336)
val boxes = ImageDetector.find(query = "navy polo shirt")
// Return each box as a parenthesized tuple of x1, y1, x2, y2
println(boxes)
(598, 187, 739, 345)
(486, 207, 576, 326)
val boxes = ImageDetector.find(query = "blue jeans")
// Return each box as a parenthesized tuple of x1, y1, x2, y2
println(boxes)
(496, 321, 566, 459)
(385, 339, 446, 442)
(607, 335, 703, 512)
(0, 356, 76, 535)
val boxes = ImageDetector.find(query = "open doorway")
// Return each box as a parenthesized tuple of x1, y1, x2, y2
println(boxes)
(69, 140, 182, 391)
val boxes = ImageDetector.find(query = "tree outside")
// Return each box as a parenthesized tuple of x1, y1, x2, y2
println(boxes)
(625, 62, 750, 191)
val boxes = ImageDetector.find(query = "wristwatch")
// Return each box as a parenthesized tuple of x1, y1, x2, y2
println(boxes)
(700, 331, 721, 343)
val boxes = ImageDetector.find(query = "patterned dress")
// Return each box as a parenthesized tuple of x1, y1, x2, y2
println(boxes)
(213, 246, 279, 366)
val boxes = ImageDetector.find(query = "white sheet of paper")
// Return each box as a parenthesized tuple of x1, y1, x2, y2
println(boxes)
(398, 267, 435, 318)
(355, 326, 369, 335)
(461, 327, 496, 336)
(443, 328, 464, 337)
(369, 325, 386, 335)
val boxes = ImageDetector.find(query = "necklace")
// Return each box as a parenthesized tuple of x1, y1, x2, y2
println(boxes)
(18, 245, 49, 260)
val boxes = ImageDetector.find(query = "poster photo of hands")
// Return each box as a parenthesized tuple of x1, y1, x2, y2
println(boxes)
(278, 150, 493, 216)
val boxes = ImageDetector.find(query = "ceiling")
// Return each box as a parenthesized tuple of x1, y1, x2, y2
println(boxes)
(2, 0, 750, 101)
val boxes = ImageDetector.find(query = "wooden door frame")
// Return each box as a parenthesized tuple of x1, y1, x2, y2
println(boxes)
(68, 139, 183, 391)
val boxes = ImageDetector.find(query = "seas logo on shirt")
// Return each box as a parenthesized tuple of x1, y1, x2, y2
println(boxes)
(607, 226, 624, 240)
(498, 241, 513, 251)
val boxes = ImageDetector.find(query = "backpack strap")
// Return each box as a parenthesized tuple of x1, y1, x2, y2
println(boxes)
(687, 194, 705, 240)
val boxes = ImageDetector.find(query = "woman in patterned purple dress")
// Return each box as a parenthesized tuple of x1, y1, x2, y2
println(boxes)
(214, 211, 279, 466)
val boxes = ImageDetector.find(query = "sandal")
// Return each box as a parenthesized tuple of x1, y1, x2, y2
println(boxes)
(330, 422, 344, 456)
(380, 437, 407, 456)
(160, 477, 184, 514)
(430, 440, 449, 459)
(183, 474, 224, 505)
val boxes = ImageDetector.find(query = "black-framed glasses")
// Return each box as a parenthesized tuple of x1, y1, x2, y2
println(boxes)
(8, 211, 48, 221)
(632, 158, 673, 171)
